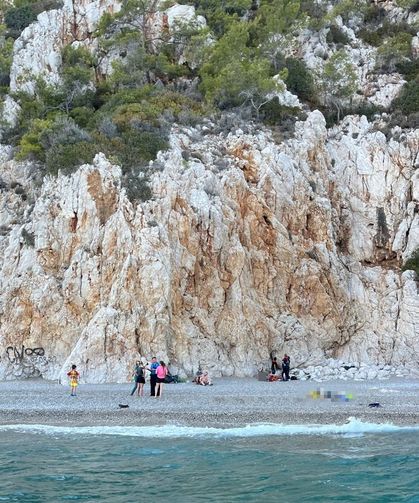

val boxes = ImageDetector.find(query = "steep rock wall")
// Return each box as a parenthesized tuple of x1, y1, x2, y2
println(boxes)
(9, 0, 204, 95)
(0, 112, 417, 381)
(10, 0, 121, 94)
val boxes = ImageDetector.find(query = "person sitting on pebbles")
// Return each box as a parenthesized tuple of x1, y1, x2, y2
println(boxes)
(193, 367, 203, 384)
(198, 371, 213, 386)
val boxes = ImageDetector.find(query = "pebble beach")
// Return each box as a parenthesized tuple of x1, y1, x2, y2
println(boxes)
(0, 377, 418, 428)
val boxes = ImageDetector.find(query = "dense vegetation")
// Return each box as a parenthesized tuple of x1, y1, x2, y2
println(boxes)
(402, 248, 419, 276)
(0, 0, 418, 200)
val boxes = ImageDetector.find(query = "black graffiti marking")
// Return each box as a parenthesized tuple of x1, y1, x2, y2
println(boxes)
(5, 346, 13, 362)
(6, 345, 45, 364)
(24, 347, 45, 357)
(6, 346, 23, 363)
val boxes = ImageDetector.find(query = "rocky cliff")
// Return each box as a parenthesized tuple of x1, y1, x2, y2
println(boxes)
(0, 110, 418, 382)
(0, 0, 418, 382)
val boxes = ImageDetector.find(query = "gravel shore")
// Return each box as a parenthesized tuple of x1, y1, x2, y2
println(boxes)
(0, 377, 418, 428)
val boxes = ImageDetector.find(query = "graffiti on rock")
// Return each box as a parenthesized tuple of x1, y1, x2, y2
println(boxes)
(4, 345, 48, 379)
(6, 345, 45, 363)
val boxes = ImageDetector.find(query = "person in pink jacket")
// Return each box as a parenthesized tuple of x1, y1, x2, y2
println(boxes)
(155, 361, 168, 398)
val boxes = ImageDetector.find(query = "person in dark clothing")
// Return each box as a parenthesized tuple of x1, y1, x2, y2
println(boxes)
(282, 354, 290, 381)
(130, 360, 146, 396)
(148, 356, 160, 396)
(271, 357, 280, 374)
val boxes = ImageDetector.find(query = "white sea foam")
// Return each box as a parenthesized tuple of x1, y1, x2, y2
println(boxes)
(0, 418, 418, 438)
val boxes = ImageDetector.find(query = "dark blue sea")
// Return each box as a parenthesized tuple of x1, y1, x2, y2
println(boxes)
(0, 419, 418, 502)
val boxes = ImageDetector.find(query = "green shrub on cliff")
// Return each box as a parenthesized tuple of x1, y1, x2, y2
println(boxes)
(16, 114, 92, 166)
(396, 59, 419, 81)
(45, 141, 96, 175)
(319, 49, 358, 122)
(402, 248, 419, 276)
(4, 5, 36, 33)
(300, 0, 327, 29)
(284, 57, 315, 103)
(192, 0, 252, 37)
(326, 0, 368, 23)
(0, 26, 13, 93)
(376, 31, 413, 73)
(326, 24, 351, 46)
(392, 79, 419, 114)
(395, 0, 419, 8)
(254, 0, 304, 39)
(110, 90, 205, 128)
(3, 0, 63, 37)
(199, 21, 281, 110)
(358, 19, 417, 50)
(16, 118, 52, 161)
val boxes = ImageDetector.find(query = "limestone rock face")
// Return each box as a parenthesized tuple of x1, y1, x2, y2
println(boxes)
(364, 74, 406, 109)
(286, 22, 406, 109)
(0, 96, 20, 139)
(0, 112, 417, 382)
(10, 0, 121, 94)
(9, 0, 204, 94)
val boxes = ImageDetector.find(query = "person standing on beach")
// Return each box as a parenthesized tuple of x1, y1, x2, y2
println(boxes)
(149, 357, 160, 397)
(130, 360, 146, 397)
(282, 354, 291, 381)
(271, 357, 280, 374)
(154, 361, 168, 398)
(67, 364, 80, 396)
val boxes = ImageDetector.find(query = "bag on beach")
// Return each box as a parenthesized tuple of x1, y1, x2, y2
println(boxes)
(165, 374, 178, 384)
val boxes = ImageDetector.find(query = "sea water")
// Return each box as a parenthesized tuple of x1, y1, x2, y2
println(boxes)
(0, 419, 418, 502)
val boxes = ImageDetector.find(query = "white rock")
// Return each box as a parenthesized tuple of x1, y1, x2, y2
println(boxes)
(0, 109, 418, 382)
(0, 96, 20, 138)
(412, 36, 419, 58)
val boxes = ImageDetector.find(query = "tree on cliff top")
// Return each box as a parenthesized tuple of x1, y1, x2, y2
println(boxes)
(199, 21, 283, 111)
(320, 49, 358, 122)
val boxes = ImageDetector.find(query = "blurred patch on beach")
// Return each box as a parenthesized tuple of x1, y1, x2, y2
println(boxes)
(309, 388, 354, 402)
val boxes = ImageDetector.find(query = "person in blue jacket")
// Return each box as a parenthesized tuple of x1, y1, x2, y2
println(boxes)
(148, 356, 160, 396)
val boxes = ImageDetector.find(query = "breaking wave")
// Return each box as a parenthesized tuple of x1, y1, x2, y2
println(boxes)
(1, 417, 418, 438)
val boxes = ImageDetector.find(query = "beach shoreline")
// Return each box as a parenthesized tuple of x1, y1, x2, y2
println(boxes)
(0, 377, 418, 428)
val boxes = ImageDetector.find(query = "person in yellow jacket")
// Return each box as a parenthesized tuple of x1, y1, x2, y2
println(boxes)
(67, 364, 80, 396)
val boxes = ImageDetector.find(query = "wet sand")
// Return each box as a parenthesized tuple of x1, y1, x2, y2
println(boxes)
(0, 377, 418, 427)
